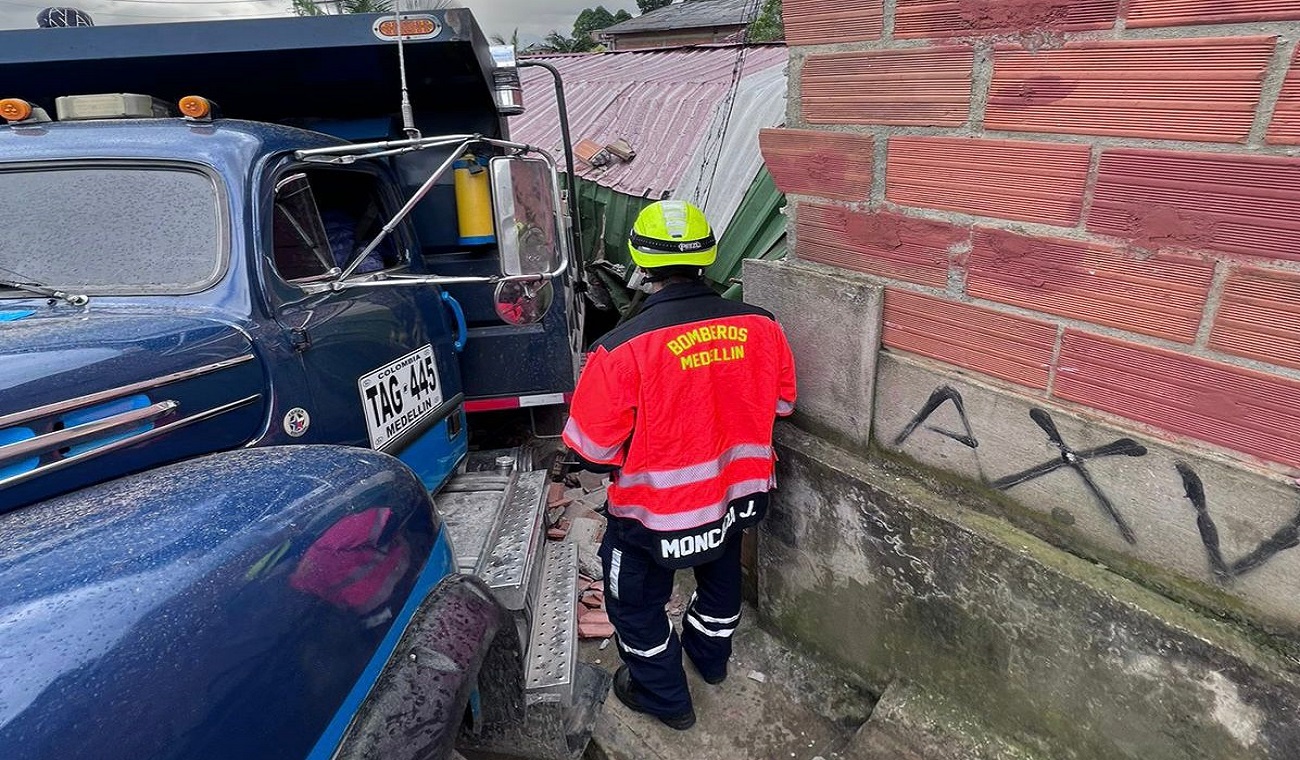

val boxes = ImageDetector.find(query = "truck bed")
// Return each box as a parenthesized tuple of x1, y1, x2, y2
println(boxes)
(0, 11, 498, 126)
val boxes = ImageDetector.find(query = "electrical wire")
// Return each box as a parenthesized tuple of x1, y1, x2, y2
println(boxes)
(692, 0, 762, 214)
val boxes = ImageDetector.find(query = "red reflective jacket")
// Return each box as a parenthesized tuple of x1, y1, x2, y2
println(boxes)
(563, 281, 796, 535)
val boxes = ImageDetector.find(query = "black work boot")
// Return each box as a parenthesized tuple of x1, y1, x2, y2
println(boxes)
(612, 666, 696, 730)
(690, 658, 727, 685)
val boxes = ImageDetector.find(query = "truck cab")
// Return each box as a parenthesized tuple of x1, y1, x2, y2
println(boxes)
(0, 11, 598, 760)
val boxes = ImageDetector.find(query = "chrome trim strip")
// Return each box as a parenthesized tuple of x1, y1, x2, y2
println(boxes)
(0, 394, 262, 491)
(0, 401, 179, 466)
(0, 355, 256, 430)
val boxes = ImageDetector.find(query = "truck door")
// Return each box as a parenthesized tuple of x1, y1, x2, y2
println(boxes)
(261, 166, 466, 476)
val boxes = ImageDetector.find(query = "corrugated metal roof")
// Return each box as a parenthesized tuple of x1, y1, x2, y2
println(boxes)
(674, 59, 787, 235)
(512, 45, 787, 230)
(600, 0, 759, 36)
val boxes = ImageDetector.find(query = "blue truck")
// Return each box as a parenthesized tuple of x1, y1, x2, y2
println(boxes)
(0, 9, 605, 760)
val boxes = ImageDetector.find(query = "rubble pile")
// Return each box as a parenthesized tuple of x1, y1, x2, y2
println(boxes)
(546, 470, 613, 640)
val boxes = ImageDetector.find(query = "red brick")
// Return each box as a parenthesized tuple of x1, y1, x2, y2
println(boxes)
(887, 137, 1090, 227)
(578, 608, 615, 639)
(883, 289, 1058, 389)
(967, 229, 1214, 343)
(798, 204, 964, 287)
(760, 128, 874, 202)
(895, 0, 1118, 39)
(1210, 267, 1300, 371)
(803, 47, 974, 127)
(1268, 49, 1300, 145)
(987, 37, 1274, 144)
(1088, 149, 1300, 263)
(1055, 331, 1300, 470)
(784, 0, 884, 46)
(1127, 0, 1300, 28)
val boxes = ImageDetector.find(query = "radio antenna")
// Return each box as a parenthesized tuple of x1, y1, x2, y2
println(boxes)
(392, 0, 420, 140)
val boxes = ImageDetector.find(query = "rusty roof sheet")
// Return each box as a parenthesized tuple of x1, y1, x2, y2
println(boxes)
(512, 45, 787, 208)
(600, 0, 760, 36)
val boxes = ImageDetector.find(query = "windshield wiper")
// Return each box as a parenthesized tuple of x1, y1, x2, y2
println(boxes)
(0, 276, 89, 307)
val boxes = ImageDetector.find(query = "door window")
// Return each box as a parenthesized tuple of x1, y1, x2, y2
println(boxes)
(270, 169, 405, 284)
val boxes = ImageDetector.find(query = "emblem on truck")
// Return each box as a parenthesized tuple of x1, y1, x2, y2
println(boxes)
(284, 408, 311, 438)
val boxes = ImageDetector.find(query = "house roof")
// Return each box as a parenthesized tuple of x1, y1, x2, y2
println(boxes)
(598, 0, 760, 37)
(512, 44, 787, 234)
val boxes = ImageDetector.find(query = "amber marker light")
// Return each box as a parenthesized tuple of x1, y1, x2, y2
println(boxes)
(179, 95, 213, 120)
(377, 17, 436, 37)
(0, 98, 34, 123)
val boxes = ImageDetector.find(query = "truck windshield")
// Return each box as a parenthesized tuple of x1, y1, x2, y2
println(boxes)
(0, 165, 223, 296)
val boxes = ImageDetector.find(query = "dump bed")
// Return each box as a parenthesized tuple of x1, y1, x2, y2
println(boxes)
(0, 11, 499, 128)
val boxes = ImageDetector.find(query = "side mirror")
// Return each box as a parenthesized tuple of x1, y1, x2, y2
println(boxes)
(494, 280, 555, 326)
(489, 156, 566, 278)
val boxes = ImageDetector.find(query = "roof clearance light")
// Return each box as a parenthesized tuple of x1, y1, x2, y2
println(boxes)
(373, 14, 441, 41)
(0, 98, 33, 122)
(179, 95, 213, 121)
(55, 94, 169, 121)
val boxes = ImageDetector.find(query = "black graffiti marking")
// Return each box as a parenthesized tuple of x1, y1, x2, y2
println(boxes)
(1177, 463, 1300, 580)
(993, 408, 1147, 545)
(894, 386, 979, 449)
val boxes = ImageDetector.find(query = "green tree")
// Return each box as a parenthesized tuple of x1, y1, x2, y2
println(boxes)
(747, 0, 784, 42)
(636, 0, 672, 12)
(539, 6, 630, 53)
(573, 6, 631, 42)
(490, 28, 520, 49)
(539, 31, 590, 53)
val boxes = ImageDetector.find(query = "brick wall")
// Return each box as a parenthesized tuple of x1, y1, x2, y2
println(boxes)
(764, 0, 1300, 474)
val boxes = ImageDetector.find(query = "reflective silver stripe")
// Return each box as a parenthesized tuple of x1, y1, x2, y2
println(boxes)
(687, 596, 741, 625)
(617, 444, 773, 490)
(685, 614, 736, 639)
(609, 549, 623, 600)
(777, 399, 795, 415)
(618, 627, 673, 657)
(609, 477, 773, 532)
(562, 417, 624, 463)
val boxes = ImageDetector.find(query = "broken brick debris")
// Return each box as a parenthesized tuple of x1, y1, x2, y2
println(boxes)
(578, 608, 615, 639)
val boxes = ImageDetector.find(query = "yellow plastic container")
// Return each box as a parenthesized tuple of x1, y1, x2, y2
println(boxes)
(454, 153, 496, 245)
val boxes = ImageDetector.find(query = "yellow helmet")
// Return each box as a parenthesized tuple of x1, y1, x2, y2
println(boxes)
(627, 200, 717, 269)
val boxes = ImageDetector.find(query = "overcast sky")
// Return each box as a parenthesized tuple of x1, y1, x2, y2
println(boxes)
(0, 0, 644, 43)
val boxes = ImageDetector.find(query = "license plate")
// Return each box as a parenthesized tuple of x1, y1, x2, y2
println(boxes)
(358, 345, 443, 450)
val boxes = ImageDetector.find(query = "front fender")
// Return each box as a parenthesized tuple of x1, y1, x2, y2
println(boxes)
(0, 445, 451, 760)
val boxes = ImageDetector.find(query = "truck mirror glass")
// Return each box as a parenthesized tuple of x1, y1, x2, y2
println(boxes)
(490, 157, 563, 277)
(494, 280, 554, 326)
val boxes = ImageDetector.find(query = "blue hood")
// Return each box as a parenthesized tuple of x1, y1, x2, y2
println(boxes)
(0, 308, 268, 513)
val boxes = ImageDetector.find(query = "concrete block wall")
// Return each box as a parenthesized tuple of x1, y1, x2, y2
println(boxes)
(759, 1, 1300, 637)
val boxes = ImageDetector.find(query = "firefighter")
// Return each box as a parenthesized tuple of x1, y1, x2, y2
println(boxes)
(563, 200, 797, 730)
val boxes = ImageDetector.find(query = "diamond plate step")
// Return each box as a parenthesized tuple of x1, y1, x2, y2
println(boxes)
(478, 469, 548, 611)
(526, 539, 578, 704)
(435, 473, 511, 575)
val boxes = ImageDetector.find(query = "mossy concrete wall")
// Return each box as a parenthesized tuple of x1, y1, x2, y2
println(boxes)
(761, 425, 1300, 759)
(743, 257, 1300, 757)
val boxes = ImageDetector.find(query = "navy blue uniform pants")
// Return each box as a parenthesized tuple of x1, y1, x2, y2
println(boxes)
(598, 528, 744, 717)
